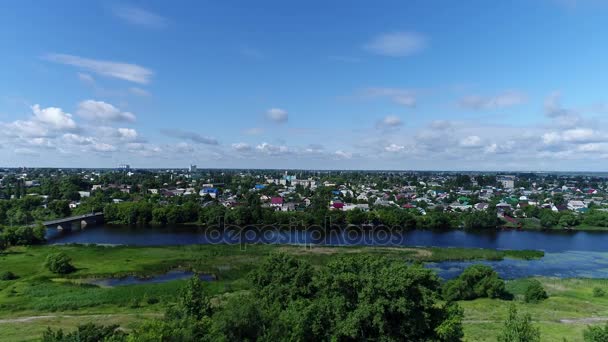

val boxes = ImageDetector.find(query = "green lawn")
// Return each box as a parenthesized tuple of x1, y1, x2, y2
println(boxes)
(461, 278, 608, 341)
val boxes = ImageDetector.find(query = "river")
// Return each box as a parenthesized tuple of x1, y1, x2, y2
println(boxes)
(46, 224, 608, 279)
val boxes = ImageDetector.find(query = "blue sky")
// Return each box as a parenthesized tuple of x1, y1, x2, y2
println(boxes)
(2, 0, 608, 170)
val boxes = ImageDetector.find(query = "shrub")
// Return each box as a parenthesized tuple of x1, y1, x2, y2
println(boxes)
(524, 280, 548, 303)
(593, 287, 606, 298)
(42, 323, 126, 342)
(498, 305, 540, 342)
(584, 322, 608, 341)
(0, 271, 18, 281)
(443, 264, 508, 301)
(45, 252, 75, 275)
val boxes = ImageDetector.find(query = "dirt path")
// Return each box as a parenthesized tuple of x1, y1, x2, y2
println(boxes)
(0, 313, 162, 324)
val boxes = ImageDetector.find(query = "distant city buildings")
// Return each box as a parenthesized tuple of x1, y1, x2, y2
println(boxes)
(497, 175, 515, 189)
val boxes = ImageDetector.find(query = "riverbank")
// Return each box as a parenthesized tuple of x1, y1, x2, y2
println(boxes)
(0, 244, 607, 341)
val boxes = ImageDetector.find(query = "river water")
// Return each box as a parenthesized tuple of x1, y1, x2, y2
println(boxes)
(47, 225, 608, 279)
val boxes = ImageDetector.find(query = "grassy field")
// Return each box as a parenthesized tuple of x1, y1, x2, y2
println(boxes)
(0, 243, 603, 342)
(462, 278, 608, 341)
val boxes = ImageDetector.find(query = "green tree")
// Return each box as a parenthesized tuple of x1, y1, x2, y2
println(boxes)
(176, 275, 212, 320)
(443, 264, 507, 301)
(524, 280, 548, 303)
(497, 305, 540, 342)
(45, 252, 75, 274)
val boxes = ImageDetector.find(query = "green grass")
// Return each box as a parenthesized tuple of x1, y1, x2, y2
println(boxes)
(462, 278, 608, 341)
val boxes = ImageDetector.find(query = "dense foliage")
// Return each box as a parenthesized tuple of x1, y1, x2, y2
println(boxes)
(42, 323, 126, 342)
(443, 264, 508, 301)
(45, 252, 75, 274)
(524, 279, 548, 303)
(497, 305, 540, 342)
(43, 254, 464, 341)
(0, 224, 45, 246)
(584, 322, 608, 342)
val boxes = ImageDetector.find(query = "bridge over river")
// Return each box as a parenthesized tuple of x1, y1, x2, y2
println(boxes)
(43, 212, 104, 231)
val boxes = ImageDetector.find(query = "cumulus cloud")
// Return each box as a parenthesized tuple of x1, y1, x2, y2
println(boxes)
(362, 87, 416, 107)
(45, 53, 153, 84)
(62, 133, 94, 145)
(92, 143, 117, 152)
(161, 129, 219, 145)
(459, 91, 526, 110)
(117, 128, 138, 140)
(266, 108, 288, 123)
(542, 128, 604, 145)
(376, 115, 403, 129)
(2, 104, 78, 138)
(364, 32, 427, 57)
(113, 5, 167, 29)
(256, 142, 289, 155)
(77, 100, 136, 122)
(385, 143, 405, 152)
(232, 142, 252, 152)
(31, 105, 77, 131)
(460, 135, 482, 148)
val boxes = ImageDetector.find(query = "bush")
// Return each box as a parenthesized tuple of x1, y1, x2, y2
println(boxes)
(45, 252, 75, 275)
(0, 271, 18, 281)
(524, 280, 548, 303)
(593, 287, 606, 298)
(443, 264, 508, 301)
(42, 323, 126, 342)
(498, 305, 540, 342)
(584, 322, 608, 341)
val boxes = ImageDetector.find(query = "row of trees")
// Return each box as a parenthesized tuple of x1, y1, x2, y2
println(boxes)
(103, 198, 505, 230)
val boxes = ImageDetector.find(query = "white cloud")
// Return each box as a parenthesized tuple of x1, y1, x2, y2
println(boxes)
(460, 135, 482, 147)
(117, 128, 138, 140)
(256, 142, 289, 155)
(113, 5, 167, 29)
(31, 105, 77, 131)
(77, 100, 136, 122)
(377, 115, 403, 129)
(62, 133, 94, 145)
(459, 91, 526, 110)
(334, 150, 353, 159)
(364, 32, 427, 57)
(266, 108, 288, 123)
(543, 128, 603, 145)
(385, 144, 405, 152)
(363, 87, 416, 107)
(92, 143, 117, 152)
(45, 53, 153, 84)
(232, 142, 252, 151)
(2, 105, 78, 139)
